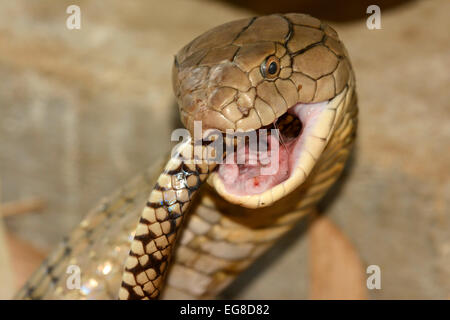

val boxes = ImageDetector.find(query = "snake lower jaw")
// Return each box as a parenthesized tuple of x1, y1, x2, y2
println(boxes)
(209, 88, 347, 209)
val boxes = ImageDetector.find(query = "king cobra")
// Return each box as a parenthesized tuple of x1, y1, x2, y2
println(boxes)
(16, 13, 357, 300)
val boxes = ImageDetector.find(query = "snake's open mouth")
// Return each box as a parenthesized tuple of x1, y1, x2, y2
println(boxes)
(210, 89, 346, 208)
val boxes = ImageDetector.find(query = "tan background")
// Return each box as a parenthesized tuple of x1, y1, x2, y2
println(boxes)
(0, 0, 448, 299)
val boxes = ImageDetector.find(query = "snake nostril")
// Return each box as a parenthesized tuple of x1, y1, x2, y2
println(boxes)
(238, 105, 249, 116)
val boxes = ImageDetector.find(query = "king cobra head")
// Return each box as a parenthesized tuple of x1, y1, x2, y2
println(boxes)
(120, 13, 357, 300)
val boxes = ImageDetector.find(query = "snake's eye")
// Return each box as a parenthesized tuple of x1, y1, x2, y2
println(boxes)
(261, 56, 280, 79)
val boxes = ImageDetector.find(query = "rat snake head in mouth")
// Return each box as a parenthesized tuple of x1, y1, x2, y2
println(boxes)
(172, 13, 355, 209)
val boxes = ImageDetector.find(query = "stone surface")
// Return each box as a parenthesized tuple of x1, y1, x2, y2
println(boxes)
(0, 0, 448, 299)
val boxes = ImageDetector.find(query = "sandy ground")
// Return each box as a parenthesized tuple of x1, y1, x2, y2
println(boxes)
(0, 0, 448, 299)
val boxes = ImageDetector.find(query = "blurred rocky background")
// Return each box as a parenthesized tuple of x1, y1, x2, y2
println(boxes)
(0, 0, 448, 299)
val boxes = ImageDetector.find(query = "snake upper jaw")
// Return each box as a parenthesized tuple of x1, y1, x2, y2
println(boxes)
(208, 88, 348, 209)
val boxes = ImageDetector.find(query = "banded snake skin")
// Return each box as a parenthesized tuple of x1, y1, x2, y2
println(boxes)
(16, 13, 358, 300)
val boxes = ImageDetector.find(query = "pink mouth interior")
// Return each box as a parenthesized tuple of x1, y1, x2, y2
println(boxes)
(217, 101, 328, 196)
